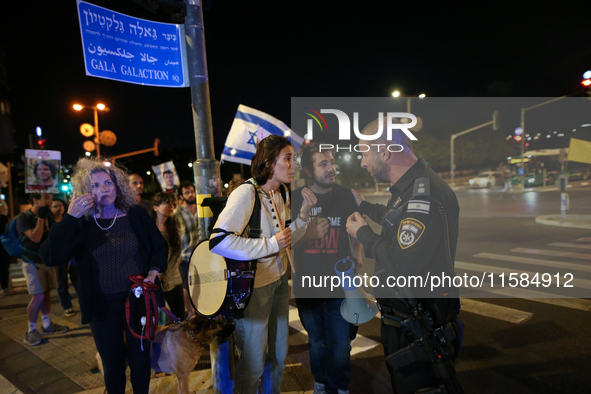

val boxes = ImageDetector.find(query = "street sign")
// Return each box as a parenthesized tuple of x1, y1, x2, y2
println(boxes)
(83, 140, 96, 152)
(100, 130, 117, 147)
(80, 123, 94, 137)
(76, 0, 189, 88)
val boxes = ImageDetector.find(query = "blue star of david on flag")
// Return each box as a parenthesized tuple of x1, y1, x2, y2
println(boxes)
(246, 129, 257, 147)
(221, 104, 304, 165)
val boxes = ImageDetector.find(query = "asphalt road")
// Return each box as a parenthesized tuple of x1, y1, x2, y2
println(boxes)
(302, 181, 591, 394)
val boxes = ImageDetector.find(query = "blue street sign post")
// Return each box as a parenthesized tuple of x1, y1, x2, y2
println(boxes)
(77, 0, 189, 87)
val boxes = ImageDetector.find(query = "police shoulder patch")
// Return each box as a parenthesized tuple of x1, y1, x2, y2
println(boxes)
(397, 218, 426, 249)
(407, 199, 431, 215)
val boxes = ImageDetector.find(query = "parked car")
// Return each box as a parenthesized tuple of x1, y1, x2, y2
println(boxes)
(469, 171, 504, 188)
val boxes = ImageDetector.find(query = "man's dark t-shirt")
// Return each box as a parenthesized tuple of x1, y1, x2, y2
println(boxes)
(292, 184, 358, 298)
(16, 210, 53, 265)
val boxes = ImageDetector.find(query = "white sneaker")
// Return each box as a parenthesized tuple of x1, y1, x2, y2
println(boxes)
(313, 382, 327, 394)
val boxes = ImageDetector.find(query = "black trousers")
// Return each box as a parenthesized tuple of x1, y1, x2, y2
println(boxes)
(164, 284, 186, 321)
(90, 299, 151, 394)
(57, 263, 78, 310)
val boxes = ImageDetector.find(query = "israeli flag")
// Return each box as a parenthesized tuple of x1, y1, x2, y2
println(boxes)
(221, 104, 303, 165)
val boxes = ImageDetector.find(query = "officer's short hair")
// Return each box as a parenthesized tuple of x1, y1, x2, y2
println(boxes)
(361, 118, 415, 156)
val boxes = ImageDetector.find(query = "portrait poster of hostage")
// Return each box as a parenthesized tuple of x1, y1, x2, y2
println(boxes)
(152, 161, 180, 194)
(25, 149, 61, 194)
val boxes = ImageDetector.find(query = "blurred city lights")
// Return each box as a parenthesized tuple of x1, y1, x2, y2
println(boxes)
(392, 91, 400, 97)
(344, 154, 351, 161)
(73, 104, 83, 111)
(96, 103, 106, 110)
(147, 171, 151, 175)
(224, 183, 229, 188)
(284, 130, 291, 137)
(419, 93, 426, 99)
(584, 70, 591, 79)
(514, 127, 523, 136)
(230, 149, 237, 155)
(36, 127, 42, 137)
(61, 185, 69, 192)
(85, 151, 91, 156)
(188, 162, 193, 167)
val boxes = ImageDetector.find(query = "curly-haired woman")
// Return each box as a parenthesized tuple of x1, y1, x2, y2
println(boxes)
(41, 158, 168, 394)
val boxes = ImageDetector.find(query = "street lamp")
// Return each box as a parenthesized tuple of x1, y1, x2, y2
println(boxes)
(72, 103, 110, 157)
(391, 91, 426, 112)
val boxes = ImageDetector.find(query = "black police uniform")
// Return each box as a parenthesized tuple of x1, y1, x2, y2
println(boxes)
(356, 158, 461, 394)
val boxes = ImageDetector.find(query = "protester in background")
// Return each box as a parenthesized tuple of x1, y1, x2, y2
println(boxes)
(129, 173, 151, 210)
(41, 158, 167, 394)
(51, 198, 78, 317)
(0, 200, 16, 298)
(210, 136, 314, 394)
(150, 192, 185, 321)
(18, 193, 68, 346)
(34, 161, 58, 189)
(173, 181, 198, 317)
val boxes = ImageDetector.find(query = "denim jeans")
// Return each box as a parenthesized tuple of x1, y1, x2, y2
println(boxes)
(232, 272, 289, 394)
(296, 298, 352, 393)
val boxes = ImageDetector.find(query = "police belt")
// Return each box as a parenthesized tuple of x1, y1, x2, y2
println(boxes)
(380, 305, 457, 371)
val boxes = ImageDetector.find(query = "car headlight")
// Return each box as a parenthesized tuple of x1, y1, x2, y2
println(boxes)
(469, 179, 474, 184)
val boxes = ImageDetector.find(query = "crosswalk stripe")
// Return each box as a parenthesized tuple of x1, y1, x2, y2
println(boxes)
(475, 287, 591, 312)
(549, 242, 591, 250)
(474, 252, 591, 273)
(512, 247, 591, 261)
(288, 305, 380, 356)
(460, 299, 533, 324)
(456, 261, 591, 290)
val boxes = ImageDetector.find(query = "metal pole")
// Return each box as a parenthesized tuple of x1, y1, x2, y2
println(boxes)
(183, 2, 227, 393)
(7, 161, 14, 219)
(449, 135, 456, 187)
(520, 107, 525, 190)
(449, 119, 493, 188)
(184, 0, 221, 241)
(94, 107, 100, 158)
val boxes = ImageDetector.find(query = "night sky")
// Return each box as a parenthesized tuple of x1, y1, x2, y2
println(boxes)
(1, 0, 590, 174)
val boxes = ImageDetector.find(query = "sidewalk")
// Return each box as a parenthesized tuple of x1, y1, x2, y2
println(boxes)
(0, 265, 314, 394)
(535, 214, 591, 230)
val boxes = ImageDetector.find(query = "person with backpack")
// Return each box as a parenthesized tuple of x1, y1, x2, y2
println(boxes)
(17, 192, 68, 346)
(0, 200, 15, 298)
(210, 136, 315, 394)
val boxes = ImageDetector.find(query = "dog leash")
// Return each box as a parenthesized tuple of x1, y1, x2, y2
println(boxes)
(126, 275, 159, 348)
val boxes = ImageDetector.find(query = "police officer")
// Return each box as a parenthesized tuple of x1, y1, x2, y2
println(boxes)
(346, 117, 462, 394)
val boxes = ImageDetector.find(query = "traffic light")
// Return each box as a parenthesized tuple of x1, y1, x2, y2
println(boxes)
(583, 70, 591, 96)
(35, 127, 46, 149)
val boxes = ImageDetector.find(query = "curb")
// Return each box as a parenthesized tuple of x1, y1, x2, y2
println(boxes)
(0, 375, 23, 394)
(535, 215, 591, 230)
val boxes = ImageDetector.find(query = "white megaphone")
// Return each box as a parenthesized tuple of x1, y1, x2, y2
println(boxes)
(335, 258, 379, 325)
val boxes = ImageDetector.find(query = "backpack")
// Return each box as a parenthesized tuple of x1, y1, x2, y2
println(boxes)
(0, 214, 40, 264)
(0, 217, 25, 257)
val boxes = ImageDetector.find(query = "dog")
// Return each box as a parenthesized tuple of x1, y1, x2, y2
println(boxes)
(95, 314, 235, 394)
(151, 314, 234, 394)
